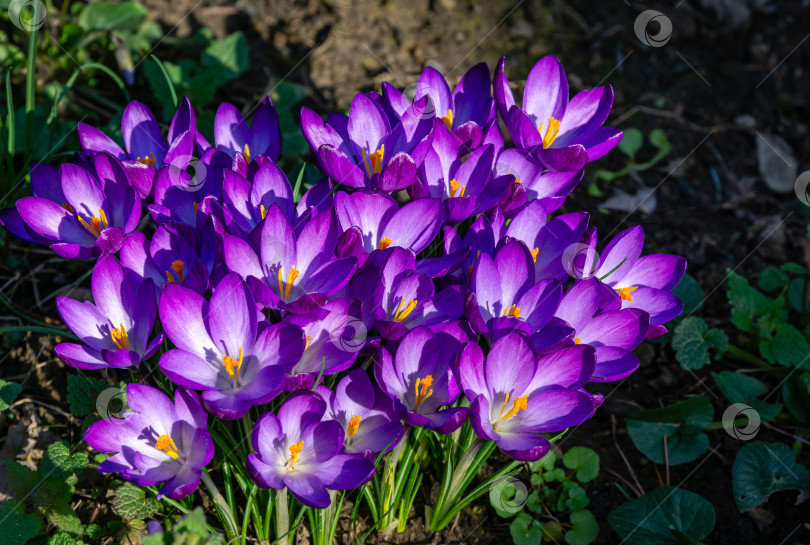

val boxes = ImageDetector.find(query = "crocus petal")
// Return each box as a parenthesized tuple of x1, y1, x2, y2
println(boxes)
(123, 101, 166, 163)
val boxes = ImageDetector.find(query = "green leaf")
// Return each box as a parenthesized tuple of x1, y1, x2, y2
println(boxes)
(565, 509, 598, 545)
(6, 461, 40, 499)
(562, 447, 600, 483)
(711, 371, 781, 421)
(39, 441, 88, 479)
(0, 499, 42, 545)
(649, 129, 671, 155)
(66, 375, 108, 417)
(781, 262, 810, 276)
(732, 441, 810, 511)
(759, 323, 810, 367)
(788, 277, 810, 313)
(201, 32, 249, 82)
(564, 485, 590, 510)
(48, 530, 87, 545)
(111, 483, 159, 521)
(618, 128, 643, 158)
(672, 273, 704, 316)
(0, 379, 22, 411)
(627, 397, 713, 465)
(758, 266, 790, 292)
(509, 513, 544, 545)
(489, 478, 528, 518)
(783, 372, 810, 424)
(672, 317, 727, 370)
(78, 1, 147, 31)
(35, 478, 83, 534)
(608, 487, 715, 545)
(727, 271, 775, 333)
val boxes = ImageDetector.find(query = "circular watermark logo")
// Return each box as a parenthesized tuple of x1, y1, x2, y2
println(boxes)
(561, 243, 599, 280)
(794, 170, 810, 206)
(166, 155, 207, 193)
(489, 476, 529, 515)
(331, 315, 368, 354)
(9, 0, 46, 32)
(96, 387, 130, 423)
(722, 403, 760, 441)
(634, 10, 672, 48)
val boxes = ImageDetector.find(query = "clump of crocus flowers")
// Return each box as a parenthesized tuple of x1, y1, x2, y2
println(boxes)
(1, 55, 685, 540)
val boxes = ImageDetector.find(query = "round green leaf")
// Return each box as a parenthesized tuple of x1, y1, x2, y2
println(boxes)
(618, 128, 643, 157)
(562, 447, 600, 483)
(509, 513, 544, 545)
(565, 510, 599, 545)
(627, 397, 713, 465)
(608, 487, 715, 545)
(732, 441, 810, 511)
(78, 1, 147, 31)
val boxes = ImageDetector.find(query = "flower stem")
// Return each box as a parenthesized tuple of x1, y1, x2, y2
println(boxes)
(201, 470, 239, 539)
(276, 488, 290, 544)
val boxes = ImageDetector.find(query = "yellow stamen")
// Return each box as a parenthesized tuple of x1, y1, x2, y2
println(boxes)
(277, 267, 300, 301)
(495, 394, 528, 431)
(110, 323, 129, 350)
(243, 143, 251, 164)
(287, 440, 304, 471)
(514, 178, 522, 184)
(377, 236, 392, 250)
(222, 346, 244, 381)
(305, 335, 311, 350)
(502, 304, 521, 318)
(137, 152, 156, 167)
(440, 109, 454, 131)
(193, 202, 199, 214)
(449, 178, 466, 198)
(155, 433, 181, 459)
(362, 145, 385, 177)
(260, 204, 267, 219)
(77, 208, 109, 238)
(530, 248, 539, 263)
(616, 286, 638, 302)
(393, 297, 418, 322)
(166, 260, 185, 284)
(538, 117, 561, 149)
(574, 337, 581, 345)
(347, 415, 361, 437)
(414, 375, 434, 409)
(62, 203, 75, 213)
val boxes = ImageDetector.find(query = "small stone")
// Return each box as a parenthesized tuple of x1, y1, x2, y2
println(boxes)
(756, 133, 798, 193)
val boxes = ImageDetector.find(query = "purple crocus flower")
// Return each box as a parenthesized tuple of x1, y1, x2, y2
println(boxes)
(246, 391, 376, 508)
(334, 190, 442, 259)
(374, 326, 467, 432)
(583, 226, 686, 337)
(495, 148, 583, 212)
(54, 253, 163, 369)
(372, 248, 464, 340)
(457, 333, 597, 461)
(85, 384, 213, 499)
(415, 126, 512, 223)
(554, 278, 650, 382)
(315, 369, 404, 458)
(465, 240, 564, 350)
(494, 56, 622, 172)
(149, 148, 231, 228)
(221, 161, 294, 238)
(121, 220, 217, 296)
(195, 97, 282, 163)
(300, 92, 433, 191)
(504, 202, 591, 283)
(78, 98, 196, 199)
(443, 208, 505, 286)
(158, 273, 306, 419)
(381, 63, 496, 151)
(15, 153, 141, 258)
(282, 298, 368, 390)
(222, 204, 357, 314)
